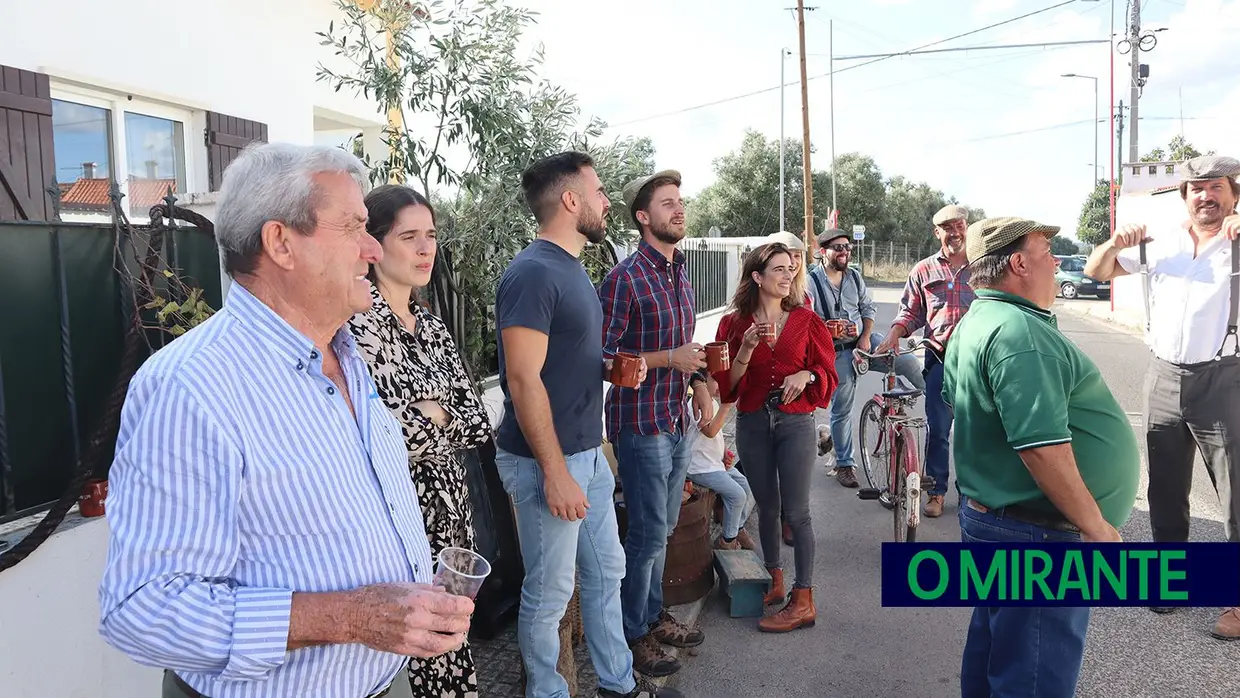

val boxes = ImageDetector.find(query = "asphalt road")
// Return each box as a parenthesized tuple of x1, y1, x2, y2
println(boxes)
(670, 292, 1238, 698)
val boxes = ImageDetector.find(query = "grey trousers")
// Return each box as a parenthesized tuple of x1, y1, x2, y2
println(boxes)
(735, 406, 818, 587)
(1144, 354, 1240, 543)
(161, 668, 415, 698)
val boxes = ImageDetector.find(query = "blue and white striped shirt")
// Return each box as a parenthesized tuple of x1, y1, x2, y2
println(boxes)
(98, 282, 434, 698)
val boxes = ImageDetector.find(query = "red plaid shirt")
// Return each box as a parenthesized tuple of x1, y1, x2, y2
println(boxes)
(599, 241, 697, 441)
(892, 252, 976, 352)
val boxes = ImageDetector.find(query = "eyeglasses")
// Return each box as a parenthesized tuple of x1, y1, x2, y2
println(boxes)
(826, 243, 853, 252)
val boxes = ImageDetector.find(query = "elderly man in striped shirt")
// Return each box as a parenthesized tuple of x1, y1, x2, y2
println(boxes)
(97, 143, 474, 698)
(875, 204, 977, 519)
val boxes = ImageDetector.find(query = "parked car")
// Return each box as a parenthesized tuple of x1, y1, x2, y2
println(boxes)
(1055, 255, 1110, 299)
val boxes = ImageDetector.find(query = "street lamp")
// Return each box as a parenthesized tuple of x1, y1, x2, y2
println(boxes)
(1062, 73, 1099, 190)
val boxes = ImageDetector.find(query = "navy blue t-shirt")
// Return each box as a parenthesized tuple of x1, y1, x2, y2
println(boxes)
(495, 239, 604, 459)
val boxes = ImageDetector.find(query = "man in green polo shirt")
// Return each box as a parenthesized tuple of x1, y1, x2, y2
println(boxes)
(942, 216, 1139, 698)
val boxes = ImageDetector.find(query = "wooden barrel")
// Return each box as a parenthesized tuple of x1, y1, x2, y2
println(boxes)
(661, 487, 716, 605)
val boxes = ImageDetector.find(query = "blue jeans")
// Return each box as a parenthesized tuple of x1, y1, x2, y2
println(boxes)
(923, 350, 952, 495)
(958, 496, 1091, 698)
(829, 330, 925, 469)
(495, 447, 635, 698)
(614, 427, 693, 642)
(687, 468, 753, 539)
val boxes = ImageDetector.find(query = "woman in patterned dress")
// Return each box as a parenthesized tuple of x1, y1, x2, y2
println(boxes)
(347, 184, 492, 698)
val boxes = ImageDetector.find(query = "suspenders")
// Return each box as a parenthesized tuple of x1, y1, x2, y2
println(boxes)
(1139, 235, 1240, 359)
(1222, 236, 1240, 359)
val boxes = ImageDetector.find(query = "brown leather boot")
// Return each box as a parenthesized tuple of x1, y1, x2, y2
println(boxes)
(764, 567, 786, 606)
(1211, 607, 1240, 640)
(759, 586, 816, 633)
(925, 494, 945, 518)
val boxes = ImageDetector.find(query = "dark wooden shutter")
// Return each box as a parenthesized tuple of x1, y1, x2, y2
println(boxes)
(0, 65, 55, 221)
(205, 112, 268, 191)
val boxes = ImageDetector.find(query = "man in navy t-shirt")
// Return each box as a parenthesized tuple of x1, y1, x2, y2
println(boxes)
(494, 151, 680, 698)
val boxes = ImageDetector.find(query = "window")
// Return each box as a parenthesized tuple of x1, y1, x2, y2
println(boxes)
(49, 85, 195, 222)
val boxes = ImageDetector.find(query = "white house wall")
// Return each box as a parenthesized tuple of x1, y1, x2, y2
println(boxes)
(0, 0, 384, 160)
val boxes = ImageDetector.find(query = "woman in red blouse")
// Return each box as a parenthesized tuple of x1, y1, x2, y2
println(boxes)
(712, 241, 838, 633)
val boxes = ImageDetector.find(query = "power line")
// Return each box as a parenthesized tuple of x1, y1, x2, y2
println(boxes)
(604, 0, 1082, 129)
(804, 38, 1109, 59)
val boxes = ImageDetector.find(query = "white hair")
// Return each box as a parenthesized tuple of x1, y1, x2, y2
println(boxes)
(215, 142, 370, 276)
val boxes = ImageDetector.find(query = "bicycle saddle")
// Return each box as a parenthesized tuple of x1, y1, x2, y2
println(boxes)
(881, 375, 923, 400)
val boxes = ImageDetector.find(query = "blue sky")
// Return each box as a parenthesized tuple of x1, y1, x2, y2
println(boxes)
(517, 0, 1240, 241)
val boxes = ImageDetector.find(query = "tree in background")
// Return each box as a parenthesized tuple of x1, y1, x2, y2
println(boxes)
(317, 0, 655, 381)
(1076, 179, 1112, 246)
(684, 130, 984, 260)
(1141, 134, 1215, 163)
(1051, 236, 1081, 256)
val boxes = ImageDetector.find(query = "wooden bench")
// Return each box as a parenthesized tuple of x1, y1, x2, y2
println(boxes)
(713, 548, 771, 618)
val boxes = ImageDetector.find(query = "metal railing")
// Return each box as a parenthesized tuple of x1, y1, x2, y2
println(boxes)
(683, 239, 731, 314)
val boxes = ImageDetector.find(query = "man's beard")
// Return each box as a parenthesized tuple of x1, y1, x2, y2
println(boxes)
(828, 256, 849, 271)
(1192, 200, 1228, 228)
(577, 209, 608, 244)
(650, 219, 685, 245)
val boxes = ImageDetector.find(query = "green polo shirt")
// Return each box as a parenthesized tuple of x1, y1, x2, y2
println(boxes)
(942, 289, 1139, 528)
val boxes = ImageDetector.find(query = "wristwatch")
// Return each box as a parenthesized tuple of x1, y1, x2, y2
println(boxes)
(807, 372, 817, 384)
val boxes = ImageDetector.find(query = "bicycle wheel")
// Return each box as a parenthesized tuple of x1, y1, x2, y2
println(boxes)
(858, 399, 889, 492)
(892, 433, 917, 543)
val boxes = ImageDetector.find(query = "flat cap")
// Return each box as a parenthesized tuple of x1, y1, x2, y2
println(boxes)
(933, 204, 970, 226)
(965, 216, 1060, 265)
(818, 228, 850, 247)
(1180, 155, 1240, 182)
(623, 169, 682, 212)
(767, 230, 807, 250)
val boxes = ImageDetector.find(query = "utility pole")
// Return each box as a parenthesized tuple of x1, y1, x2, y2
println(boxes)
(779, 48, 788, 233)
(1116, 100, 1126, 186)
(795, 0, 814, 251)
(829, 18, 836, 219)
(1127, 0, 1141, 164)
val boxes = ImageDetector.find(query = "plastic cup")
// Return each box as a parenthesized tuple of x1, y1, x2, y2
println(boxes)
(432, 547, 491, 599)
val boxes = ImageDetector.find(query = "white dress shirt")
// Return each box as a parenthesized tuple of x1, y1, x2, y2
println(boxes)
(98, 283, 434, 698)
(1116, 223, 1236, 365)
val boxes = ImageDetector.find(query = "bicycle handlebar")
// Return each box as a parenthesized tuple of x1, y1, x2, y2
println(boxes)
(852, 336, 931, 361)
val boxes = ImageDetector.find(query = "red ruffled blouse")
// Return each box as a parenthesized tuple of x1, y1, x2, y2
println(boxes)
(712, 306, 839, 414)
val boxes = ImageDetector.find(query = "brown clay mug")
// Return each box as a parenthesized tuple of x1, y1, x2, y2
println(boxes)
(609, 352, 642, 388)
(80, 479, 108, 518)
(826, 319, 853, 339)
(704, 341, 731, 372)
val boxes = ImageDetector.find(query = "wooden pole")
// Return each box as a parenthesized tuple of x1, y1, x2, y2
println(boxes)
(796, 0, 814, 251)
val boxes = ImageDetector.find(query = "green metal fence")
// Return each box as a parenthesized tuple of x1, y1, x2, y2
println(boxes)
(0, 218, 221, 523)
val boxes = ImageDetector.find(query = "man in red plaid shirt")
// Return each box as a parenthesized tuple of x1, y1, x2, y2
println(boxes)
(598, 169, 714, 678)
(875, 204, 977, 518)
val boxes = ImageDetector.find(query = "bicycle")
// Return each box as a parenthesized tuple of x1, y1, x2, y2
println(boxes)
(851, 337, 936, 543)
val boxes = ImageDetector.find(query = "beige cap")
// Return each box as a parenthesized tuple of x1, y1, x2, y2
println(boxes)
(622, 169, 682, 212)
(965, 217, 1060, 265)
(767, 230, 807, 250)
(933, 204, 970, 226)
(1180, 155, 1240, 182)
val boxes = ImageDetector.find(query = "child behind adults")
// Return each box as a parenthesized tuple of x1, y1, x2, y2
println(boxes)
(684, 375, 756, 551)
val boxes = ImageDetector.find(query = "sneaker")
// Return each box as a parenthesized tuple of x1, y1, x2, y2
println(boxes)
(651, 608, 704, 648)
(835, 467, 859, 488)
(629, 633, 680, 677)
(597, 675, 685, 698)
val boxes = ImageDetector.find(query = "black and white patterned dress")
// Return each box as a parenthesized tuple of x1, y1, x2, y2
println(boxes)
(348, 283, 492, 698)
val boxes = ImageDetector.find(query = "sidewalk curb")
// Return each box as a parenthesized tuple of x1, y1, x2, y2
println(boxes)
(1056, 302, 1144, 337)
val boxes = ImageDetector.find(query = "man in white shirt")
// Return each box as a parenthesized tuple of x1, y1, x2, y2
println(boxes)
(1084, 154, 1240, 641)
